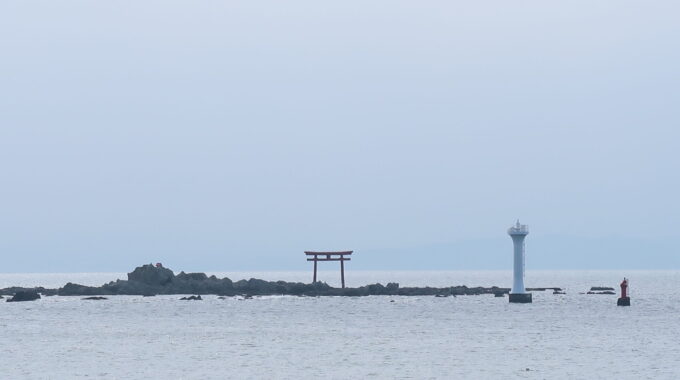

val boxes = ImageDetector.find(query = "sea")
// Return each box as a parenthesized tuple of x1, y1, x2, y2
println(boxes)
(1, 270, 679, 380)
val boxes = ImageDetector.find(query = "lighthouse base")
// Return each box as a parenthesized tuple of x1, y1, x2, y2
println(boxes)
(509, 293, 532, 303)
(617, 297, 630, 306)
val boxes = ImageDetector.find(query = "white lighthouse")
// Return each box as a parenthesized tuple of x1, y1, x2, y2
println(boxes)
(508, 220, 532, 303)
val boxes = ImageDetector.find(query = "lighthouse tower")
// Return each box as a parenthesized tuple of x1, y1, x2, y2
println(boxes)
(508, 220, 532, 303)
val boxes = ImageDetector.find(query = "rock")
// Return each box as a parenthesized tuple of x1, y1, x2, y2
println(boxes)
(180, 295, 202, 300)
(59, 282, 111, 296)
(590, 286, 615, 291)
(527, 287, 562, 292)
(177, 272, 208, 281)
(367, 283, 388, 295)
(7, 290, 41, 302)
(127, 264, 175, 286)
(1, 287, 56, 297)
(82, 296, 108, 300)
(283, 282, 309, 296)
(233, 278, 284, 295)
(170, 272, 233, 295)
(94, 278, 156, 295)
(0, 263, 561, 299)
(587, 291, 615, 295)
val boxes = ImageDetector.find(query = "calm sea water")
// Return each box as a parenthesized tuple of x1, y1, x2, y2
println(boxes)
(1, 270, 679, 379)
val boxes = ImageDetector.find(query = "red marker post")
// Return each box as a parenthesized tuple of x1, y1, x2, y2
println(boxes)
(617, 278, 630, 306)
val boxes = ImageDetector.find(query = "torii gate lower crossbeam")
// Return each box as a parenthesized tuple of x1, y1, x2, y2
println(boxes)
(304, 251, 353, 288)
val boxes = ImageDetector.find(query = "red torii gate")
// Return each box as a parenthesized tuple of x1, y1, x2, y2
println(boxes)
(305, 251, 353, 288)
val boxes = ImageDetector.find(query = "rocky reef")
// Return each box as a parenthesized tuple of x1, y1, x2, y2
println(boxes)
(6, 290, 41, 302)
(587, 286, 616, 295)
(1, 263, 516, 298)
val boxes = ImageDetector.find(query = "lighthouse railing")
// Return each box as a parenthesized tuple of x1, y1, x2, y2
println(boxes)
(507, 225, 529, 234)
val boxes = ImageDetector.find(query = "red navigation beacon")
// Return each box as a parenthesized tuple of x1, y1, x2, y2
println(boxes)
(617, 277, 630, 306)
(620, 278, 628, 298)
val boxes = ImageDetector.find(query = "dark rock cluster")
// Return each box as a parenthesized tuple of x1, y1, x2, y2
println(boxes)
(0, 286, 56, 297)
(128, 264, 175, 286)
(587, 286, 616, 295)
(527, 287, 563, 292)
(6, 290, 41, 302)
(55, 265, 235, 297)
(180, 295, 202, 300)
(1, 264, 521, 298)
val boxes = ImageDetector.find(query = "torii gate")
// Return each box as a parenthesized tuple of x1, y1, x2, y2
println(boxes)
(305, 251, 353, 288)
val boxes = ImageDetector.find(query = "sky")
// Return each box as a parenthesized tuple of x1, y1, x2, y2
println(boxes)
(1, 1, 679, 272)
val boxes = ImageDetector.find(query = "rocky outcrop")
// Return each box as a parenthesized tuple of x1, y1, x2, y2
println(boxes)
(179, 295, 202, 300)
(0, 264, 554, 298)
(168, 273, 233, 295)
(56, 265, 234, 296)
(7, 290, 41, 302)
(60, 283, 110, 296)
(176, 272, 208, 281)
(590, 287, 615, 291)
(128, 264, 175, 286)
(1, 287, 56, 297)
(82, 296, 108, 300)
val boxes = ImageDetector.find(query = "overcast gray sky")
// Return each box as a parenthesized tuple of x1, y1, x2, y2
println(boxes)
(1, 1, 678, 272)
